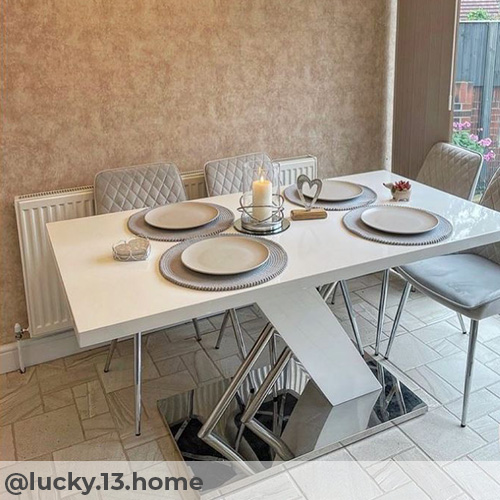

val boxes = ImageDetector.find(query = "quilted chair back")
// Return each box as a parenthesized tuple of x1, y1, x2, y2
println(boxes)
(94, 163, 187, 214)
(204, 152, 272, 196)
(417, 142, 483, 201)
(472, 168, 500, 265)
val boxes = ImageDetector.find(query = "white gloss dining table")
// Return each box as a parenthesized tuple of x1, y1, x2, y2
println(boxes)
(47, 169, 500, 457)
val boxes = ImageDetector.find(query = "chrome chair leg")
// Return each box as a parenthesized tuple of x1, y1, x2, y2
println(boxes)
(215, 310, 231, 349)
(229, 309, 247, 358)
(462, 319, 479, 427)
(339, 280, 364, 355)
(192, 318, 202, 341)
(385, 282, 412, 359)
(134, 332, 142, 436)
(103, 339, 118, 373)
(375, 270, 390, 356)
(457, 313, 468, 335)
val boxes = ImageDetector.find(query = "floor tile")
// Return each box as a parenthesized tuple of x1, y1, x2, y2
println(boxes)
(203, 330, 254, 362)
(0, 370, 43, 426)
(224, 472, 304, 500)
(445, 388, 500, 422)
(126, 440, 164, 463)
(141, 370, 197, 413)
(378, 333, 441, 371)
(468, 415, 500, 443)
(35, 358, 66, 381)
(164, 318, 214, 342)
(447, 333, 498, 364)
(241, 317, 270, 339)
(119, 412, 169, 450)
(426, 353, 500, 392)
(148, 335, 203, 363)
(375, 482, 430, 500)
(156, 433, 183, 461)
(427, 338, 462, 358)
(484, 336, 500, 356)
(444, 459, 500, 500)
(154, 357, 186, 377)
(355, 283, 405, 309)
(398, 407, 486, 461)
(81, 412, 117, 440)
(410, 322, 460, 344)
(181, 350, 220, 384)
(0, 425, 16, 461)
(289, 450, 382, 500)
(38, 364, 99, 394)
(384, 305, 427, 333)
(73, 380, 109, 419)
(97, 351, 160, 393)
(406, 365, 461, 404)
(365, 461, 411, 493)
(42, 388, 74, 412)
(14, 405, 84, 460)
(345, 427, 414, 461)
(107, 386, 138, 432)
(468, 441, 500, 461)
(53, 431, 127, 461)
(63, 346, 111, 370)
(404, 297, 455, 325)
(394, 448, 463, 500)
(449, 316, 500, 342)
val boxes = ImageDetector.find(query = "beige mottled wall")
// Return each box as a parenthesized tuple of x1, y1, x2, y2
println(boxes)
(1, 0, 393, 345)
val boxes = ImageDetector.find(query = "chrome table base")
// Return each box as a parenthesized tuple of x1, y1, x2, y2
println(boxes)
(157, 353, 427, 478)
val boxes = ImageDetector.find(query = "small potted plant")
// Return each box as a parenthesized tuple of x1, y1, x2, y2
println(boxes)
(383, 180, 412, 202)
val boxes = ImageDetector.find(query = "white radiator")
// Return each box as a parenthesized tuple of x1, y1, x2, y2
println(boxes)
(15, 187, 96, 338)
(14, 155, 316, 338)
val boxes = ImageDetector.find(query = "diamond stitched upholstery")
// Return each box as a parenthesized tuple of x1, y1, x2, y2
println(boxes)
(417, 142, 483, 200)
(94, 163, 187, 214)
(204, 152, 272, 196)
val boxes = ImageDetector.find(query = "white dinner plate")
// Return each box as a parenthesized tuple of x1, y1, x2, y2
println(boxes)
(302, 180, 363, 202)
(360, 206, 439, 235)
(181, 237, 270, 275)
(144, 202, 219, 230)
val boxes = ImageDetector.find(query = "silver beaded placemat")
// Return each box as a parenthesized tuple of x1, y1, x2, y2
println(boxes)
(343, 205, 453, 245)
(283, 184, 377, 211)
(159, 235, 288, 291)
(128, 203, 234, 242)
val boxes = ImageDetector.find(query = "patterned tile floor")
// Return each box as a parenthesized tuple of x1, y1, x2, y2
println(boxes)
(1, 272, 500, 498)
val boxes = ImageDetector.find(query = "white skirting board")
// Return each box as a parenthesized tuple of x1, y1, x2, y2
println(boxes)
(0, 330, 91, 374)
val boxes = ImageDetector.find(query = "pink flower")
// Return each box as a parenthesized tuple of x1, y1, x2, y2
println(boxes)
(470, 134, 479, 141)
(479, 137, 492, 147)
(484, 150, 496, 162)
(453, 121, 460, 129)
(463, 121, 471, 129)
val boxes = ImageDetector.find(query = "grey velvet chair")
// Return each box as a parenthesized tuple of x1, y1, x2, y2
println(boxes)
(94, 162, 204, 372)
(384, 168, 500, 427)
(204, 153, 364, 355)
(373, 143, 484, 356)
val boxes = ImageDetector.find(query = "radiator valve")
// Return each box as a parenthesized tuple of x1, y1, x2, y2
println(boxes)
(14, 323, 29, 340)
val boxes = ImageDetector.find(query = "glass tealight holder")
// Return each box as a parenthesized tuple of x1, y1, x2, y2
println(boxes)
(237, 160, 286, 234)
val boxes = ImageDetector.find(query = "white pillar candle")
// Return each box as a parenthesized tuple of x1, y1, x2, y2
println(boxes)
(252, 176, 273, 222)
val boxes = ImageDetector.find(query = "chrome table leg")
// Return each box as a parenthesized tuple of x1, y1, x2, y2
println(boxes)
(134, 332, 142, 436)
(230, 308, 248, 358)
(339, 280, 364, 355)
(104, 339, 118, 373)
(192, 318, 202, 341)
(462, 319, 479, 427)
(385, 282, 411, 359)
(375, 270, 390, 356)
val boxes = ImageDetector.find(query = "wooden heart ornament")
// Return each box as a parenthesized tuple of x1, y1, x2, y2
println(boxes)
(296, 174, 323, 211)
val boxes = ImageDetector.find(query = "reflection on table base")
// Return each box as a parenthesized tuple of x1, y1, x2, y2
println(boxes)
(157, 355, 427, 486)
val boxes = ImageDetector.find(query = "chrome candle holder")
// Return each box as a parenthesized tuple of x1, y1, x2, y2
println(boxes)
(235, 160, 290, 235)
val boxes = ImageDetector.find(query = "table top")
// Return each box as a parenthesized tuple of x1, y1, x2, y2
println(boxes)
(47, 170, 500, 347)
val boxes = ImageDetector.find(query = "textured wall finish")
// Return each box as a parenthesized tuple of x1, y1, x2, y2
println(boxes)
(1, 0, 393, 345)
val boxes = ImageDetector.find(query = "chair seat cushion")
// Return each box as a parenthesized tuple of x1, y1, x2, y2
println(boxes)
(398, 254, 500, 320)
